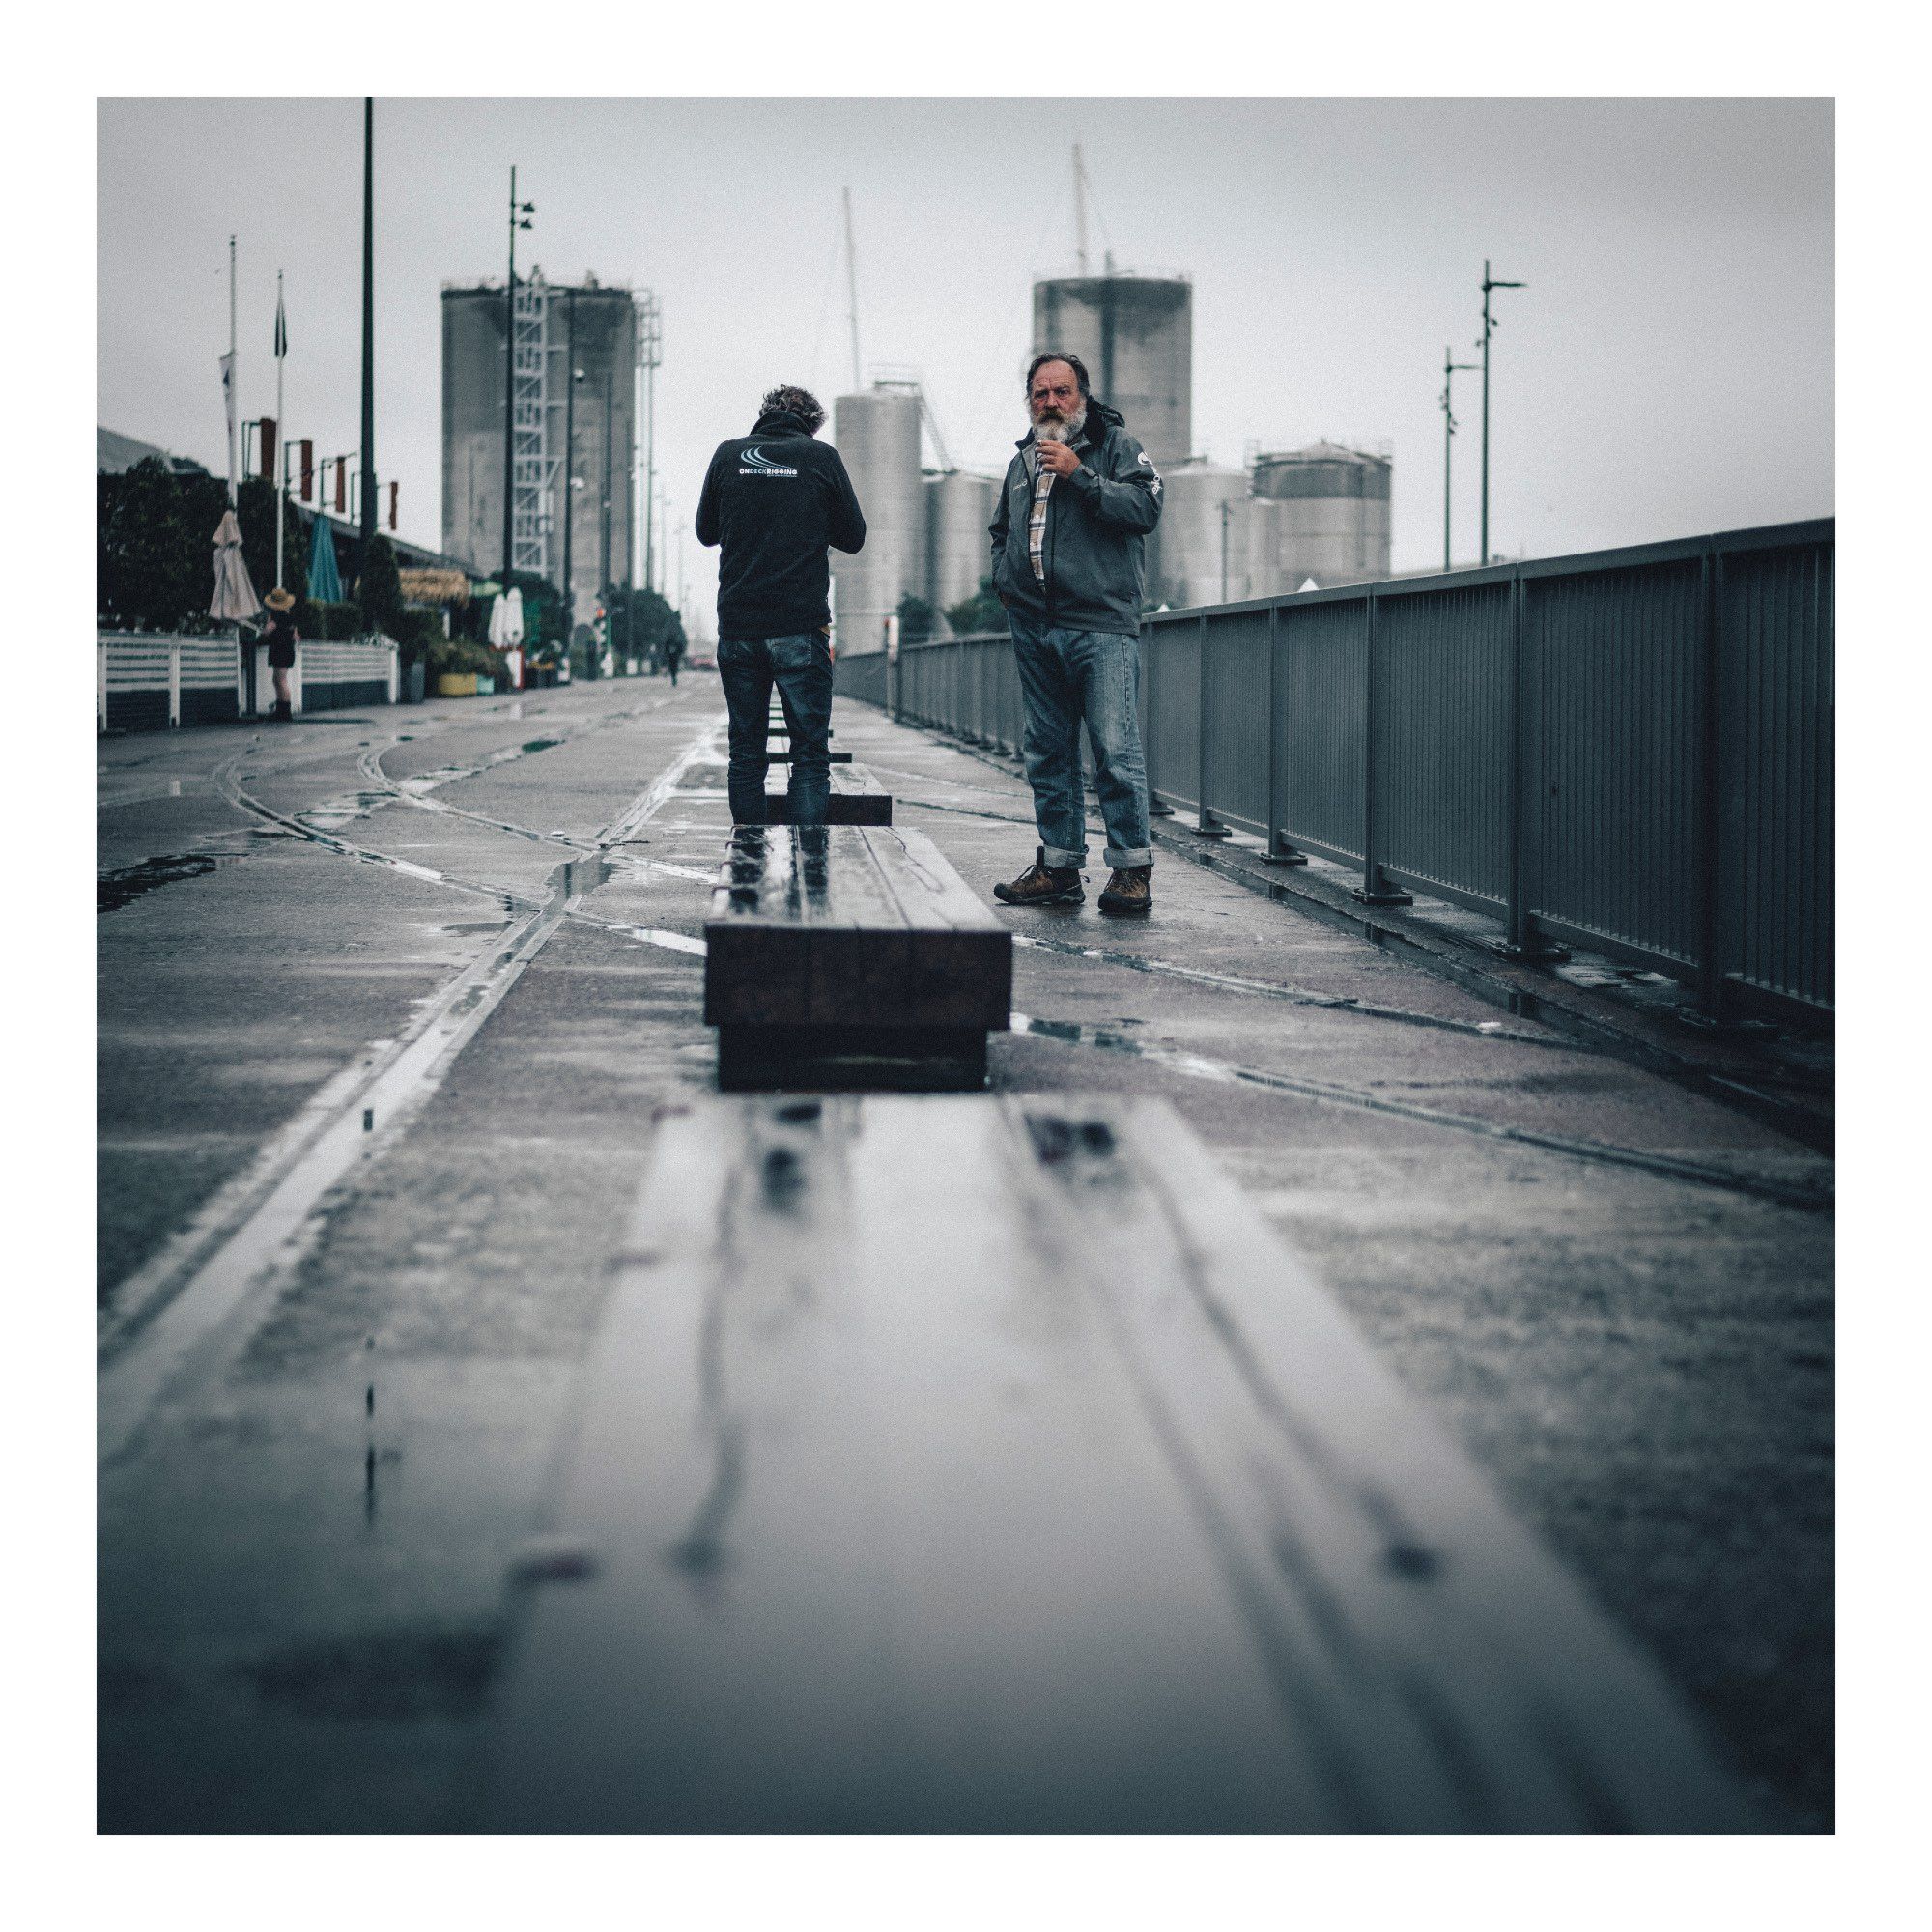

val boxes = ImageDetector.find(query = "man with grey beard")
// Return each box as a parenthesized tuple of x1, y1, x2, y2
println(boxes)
(987, 352, 1163, 916)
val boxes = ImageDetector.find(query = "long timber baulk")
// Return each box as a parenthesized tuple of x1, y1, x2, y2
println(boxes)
(482, 1094, 1762, 1833)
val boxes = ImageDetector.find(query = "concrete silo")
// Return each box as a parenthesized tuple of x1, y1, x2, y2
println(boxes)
(1148, 463, 1249, 610)
(1252, 442, 1392, 586)
(924, 469, 998, 623)
(1031, 274, 1191, 469)
(830, 383, 924, 657)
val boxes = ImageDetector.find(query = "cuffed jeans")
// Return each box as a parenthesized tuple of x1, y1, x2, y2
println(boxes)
(717, 632, 833, 828)
(1008, 612, 1153, 869)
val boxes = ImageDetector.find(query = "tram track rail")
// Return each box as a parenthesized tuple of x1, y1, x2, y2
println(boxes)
(99, 710, 725, 1462)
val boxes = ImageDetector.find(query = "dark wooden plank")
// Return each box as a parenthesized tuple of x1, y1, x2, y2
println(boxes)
(704, 828, 1010, 1036)
(481, 1096, 1761, 1834)
(764, 764, 893, 826)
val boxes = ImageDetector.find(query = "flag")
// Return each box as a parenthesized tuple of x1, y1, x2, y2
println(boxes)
(220, 351, 235, 438)
(274, 283, 287, 359)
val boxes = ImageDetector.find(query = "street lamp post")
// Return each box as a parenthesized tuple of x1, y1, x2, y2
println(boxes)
(1440, 344, 1480, 571)
(1479, 258, 1526, 567)
(560, 290, 577, 632)
(501, 167, 533, 584)
(358, 100, 376, 586)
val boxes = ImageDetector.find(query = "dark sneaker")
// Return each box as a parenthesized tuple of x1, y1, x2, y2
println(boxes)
(993, 846, 1084, 907)
(1097, 865, 1152, 917)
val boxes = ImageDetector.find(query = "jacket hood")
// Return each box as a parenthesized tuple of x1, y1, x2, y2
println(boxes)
(1015, 395, 1124, 449)
(752, 408, 813, 438)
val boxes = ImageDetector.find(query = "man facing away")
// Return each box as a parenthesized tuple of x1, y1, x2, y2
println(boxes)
(988, 352, 1163, 917)
(696, 384, 866, 827)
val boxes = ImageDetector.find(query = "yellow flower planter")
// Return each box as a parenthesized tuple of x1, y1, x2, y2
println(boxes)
(436, 672, 478, 697)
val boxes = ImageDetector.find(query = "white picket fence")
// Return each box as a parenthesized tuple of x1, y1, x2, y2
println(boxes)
(98, 632, 400, 730)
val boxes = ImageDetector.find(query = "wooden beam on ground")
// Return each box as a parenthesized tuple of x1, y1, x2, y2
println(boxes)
(480, 1094, 1764, 1834)
(703, 825, 1009, 1092)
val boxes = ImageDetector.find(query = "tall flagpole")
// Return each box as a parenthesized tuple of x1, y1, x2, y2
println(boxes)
(274, 270, 287, 590)
(227, 235, 239, 507)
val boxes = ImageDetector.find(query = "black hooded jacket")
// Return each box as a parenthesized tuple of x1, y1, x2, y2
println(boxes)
(696, 409, 867, 640)
(988, 397, 1162, 634)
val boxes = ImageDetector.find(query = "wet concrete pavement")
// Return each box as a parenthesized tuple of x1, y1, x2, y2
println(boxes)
(97, 677, 1833, 1833)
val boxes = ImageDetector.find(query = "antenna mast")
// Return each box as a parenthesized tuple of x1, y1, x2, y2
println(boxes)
(843, 186, 863, 392)
(1073, 144, 1089, 274)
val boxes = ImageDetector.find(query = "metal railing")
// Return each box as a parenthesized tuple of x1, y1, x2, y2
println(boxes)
(834, 517, 1833, 1022)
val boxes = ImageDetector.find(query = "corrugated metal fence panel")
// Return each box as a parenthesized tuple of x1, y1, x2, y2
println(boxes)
(1199, 608, 1272, 837)
(992, 639, 1023, 753)
(1722, 537, 1833, 1010)
(1376, 582, 1512, 908)
(1529, 559, 1705, 968)
(1273, 597, 1367, 865)
(1144, 618, 1201, 816)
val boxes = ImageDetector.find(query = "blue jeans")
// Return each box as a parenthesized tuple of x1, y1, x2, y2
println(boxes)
(717, 632, 833, 827)
(1008, 613, 1152, 869)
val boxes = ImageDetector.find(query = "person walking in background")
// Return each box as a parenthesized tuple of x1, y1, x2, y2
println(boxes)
(988, 353, 1162, 917)
(662, 625, 685, 688)
(261, 586, 299, 723)
(696, 384, 866, 828)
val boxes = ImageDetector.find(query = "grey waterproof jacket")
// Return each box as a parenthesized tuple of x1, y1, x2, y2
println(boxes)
(988, 398, 1162, 635)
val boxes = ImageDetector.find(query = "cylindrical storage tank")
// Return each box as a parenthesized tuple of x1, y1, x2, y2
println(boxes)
(440, 286, 511, 577)
(1251, 442, 1393, 585)
(1148, 463, 1248, 609)
(924, 470, 998, 622)
(1031, 275, 1192, 469)
(830, 385, 924, 656)
(1239, 497, 1288, 601)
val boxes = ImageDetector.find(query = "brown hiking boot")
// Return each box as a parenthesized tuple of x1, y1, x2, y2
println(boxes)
(993, 846, 1084, 907)
(1097, 865, 1152, 917)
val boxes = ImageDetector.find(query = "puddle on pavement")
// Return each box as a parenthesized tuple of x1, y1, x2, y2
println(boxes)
(99, 853, 234, 914)
(552, 857, 613, 899)
(298, 791, 396, 832)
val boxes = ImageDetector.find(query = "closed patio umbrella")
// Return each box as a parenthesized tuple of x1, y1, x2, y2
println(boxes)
(209, 507, 262, 623)
(306, 516, 343, 605)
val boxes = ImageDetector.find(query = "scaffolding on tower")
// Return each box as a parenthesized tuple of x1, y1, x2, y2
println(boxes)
(512, 270, 556, 576)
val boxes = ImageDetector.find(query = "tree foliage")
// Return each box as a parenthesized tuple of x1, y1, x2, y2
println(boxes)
(896, 593, 940, 643)
(602, 583, 686, 660)
(944, 577, 1005, 638)
(99, 460, 325, 633)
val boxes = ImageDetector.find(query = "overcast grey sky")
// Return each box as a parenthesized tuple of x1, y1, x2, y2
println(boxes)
(98, 96, 1832, 632)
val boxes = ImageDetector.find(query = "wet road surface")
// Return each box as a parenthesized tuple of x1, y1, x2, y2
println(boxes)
(97, 678, 1833, 1832)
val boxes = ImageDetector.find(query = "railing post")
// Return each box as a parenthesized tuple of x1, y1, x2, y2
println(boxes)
(387, 636, 400, 705)
(168, 643, 182, 728)
(1490, 567, 1566, 961)
(1196, 611, 1230, 837)
(99, 642, 109, 733)
(1353, 585, 1411, 905)
(1146, 617, 1174, 814)
(1684, 542, 1739, 1026)
(292, 641, 304, 716)
(1264, 598, 1307, 866)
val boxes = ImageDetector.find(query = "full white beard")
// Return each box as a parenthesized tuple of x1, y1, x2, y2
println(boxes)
(1035, 405, 1086, 445)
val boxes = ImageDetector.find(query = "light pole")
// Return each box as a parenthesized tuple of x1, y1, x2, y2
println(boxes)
(560, 290, 578, 626)
(1440, 344, 1480, 571)
(1219, 499, 1230, 603)
(638, 292, 661, 603)
(358, 100, 375, 585)
(501, 167, 533, 584)
(1479, 258, 1525, 566)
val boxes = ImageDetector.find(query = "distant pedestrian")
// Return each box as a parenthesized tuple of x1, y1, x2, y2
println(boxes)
(989, 353, 1162, 916)
(261, 586, 298, 723)
(696, 384, 866, 827)
(662, 628, 686, 688)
